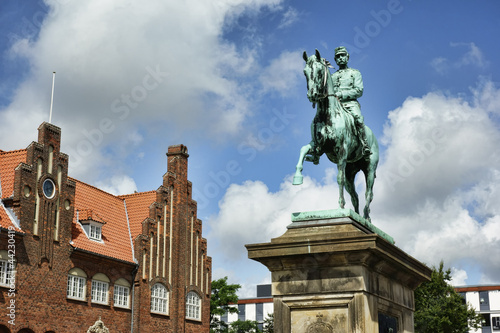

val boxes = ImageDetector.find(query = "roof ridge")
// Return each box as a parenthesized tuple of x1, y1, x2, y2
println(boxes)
(122, 200, 137, 263)
(0, 148, 27, 156)
(69, 177, 125, 201)
(118, 190, 156, 199)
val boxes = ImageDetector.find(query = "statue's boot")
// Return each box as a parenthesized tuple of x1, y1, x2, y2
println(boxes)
(357, 124, 371, 157)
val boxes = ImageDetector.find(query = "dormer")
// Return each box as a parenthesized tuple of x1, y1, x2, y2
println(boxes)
(78, 209, 106, 242)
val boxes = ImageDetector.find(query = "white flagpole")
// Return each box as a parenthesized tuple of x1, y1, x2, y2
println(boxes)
(49, 71, 56, 123)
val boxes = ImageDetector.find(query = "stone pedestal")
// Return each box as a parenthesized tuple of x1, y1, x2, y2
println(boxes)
(246, 209, 431, 333)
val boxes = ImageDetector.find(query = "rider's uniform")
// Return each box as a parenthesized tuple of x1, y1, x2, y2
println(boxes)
(331, 66, 370, 155)
(331, 67, 364, 122)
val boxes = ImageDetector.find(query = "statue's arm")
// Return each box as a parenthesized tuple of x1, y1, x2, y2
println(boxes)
(353, 70, 363, 99)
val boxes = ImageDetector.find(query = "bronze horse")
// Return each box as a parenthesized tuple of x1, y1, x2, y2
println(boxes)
(293, 49, 379, 220)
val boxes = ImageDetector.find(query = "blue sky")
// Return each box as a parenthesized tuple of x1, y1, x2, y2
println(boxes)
(1, 0, 500, 297)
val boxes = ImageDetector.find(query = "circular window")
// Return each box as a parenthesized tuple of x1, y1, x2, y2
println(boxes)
(42, 179, 56, 199)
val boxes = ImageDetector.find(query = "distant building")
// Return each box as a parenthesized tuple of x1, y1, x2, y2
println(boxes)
(455, 285, 500, 333)
(220, 284, 273, 331)
(0, 122, 212, 332)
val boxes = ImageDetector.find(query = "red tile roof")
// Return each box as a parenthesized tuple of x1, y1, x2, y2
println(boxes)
(0, 204, 22, 232)
(0, 150, 26, 232)
(119, 191, 157, 240)
(0, 148, 157, 263)
(78, 209, 107, 224)
(455, 285, 500, 292)
(0, 149, 27, 199)
(71, 179, 135, 264)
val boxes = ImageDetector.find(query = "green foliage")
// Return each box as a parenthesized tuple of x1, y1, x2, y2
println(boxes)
(414, 261, 483, 333)
(210, 277, 241, 332)
(262, 313, 274, 333)
(228, 320, 261, 333)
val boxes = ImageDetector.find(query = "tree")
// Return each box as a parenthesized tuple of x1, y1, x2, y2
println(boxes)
(211, 277, 241, 332)
(229, 320, 261, 333)
(262, 313, 274, 333)
(414, 261, 483, 333)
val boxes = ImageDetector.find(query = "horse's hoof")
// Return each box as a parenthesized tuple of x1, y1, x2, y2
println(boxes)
(292, 175, 303, 185)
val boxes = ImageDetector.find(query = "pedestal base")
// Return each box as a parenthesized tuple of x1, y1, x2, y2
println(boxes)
(246, 210, 431, 333)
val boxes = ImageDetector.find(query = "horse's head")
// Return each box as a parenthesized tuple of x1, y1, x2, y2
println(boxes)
(303, 49, 330, 105)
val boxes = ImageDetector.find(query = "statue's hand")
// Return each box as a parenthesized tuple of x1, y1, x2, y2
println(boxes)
(334, 92, 342, 98)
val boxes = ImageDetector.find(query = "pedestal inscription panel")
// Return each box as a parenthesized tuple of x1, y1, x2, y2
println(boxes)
(292, 310, 347, 333)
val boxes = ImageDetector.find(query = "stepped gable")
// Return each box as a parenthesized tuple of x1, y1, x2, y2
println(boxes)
(71, 178, 135, 264)
(119, 190, 156, 240)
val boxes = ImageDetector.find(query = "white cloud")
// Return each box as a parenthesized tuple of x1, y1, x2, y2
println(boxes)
(431, 42, 488, 74)
(450, 267, 468, 286)
(259, 50, 304, 97)
(208, 176, 338, 261)
(0, 0, 287, 185)
(209, 79, 500, 285)
(95, 174, 138, 195)
(430, 57, 448, 75)
(278, 7, 300, 29)
(451, 42, 488, 68)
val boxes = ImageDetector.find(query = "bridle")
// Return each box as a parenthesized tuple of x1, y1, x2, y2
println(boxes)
(312, 57, 334, 100)
(310, 57, 346, 116)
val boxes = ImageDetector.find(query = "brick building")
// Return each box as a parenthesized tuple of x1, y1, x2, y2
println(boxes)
(0, 122, 212, 332)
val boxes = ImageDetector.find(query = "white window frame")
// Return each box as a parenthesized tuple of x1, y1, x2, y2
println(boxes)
(0, 259, 15, 288)
(151, 283, 169, 315)
(89, 224, 102, 241)
(186, 291, 201, 321)
(114, 285, 130, 308)
(91, 280, 109, 304)
(67, 275, 86, 300)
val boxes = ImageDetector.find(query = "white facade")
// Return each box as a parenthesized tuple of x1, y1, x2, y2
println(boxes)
(457, 286, 500, 333)
(221, 302, 274, 329)
(219, 284, 274, 330)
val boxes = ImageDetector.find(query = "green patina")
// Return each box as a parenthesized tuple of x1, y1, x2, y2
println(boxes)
(291, 208, 394, 244)
(293, 48, 379, 222)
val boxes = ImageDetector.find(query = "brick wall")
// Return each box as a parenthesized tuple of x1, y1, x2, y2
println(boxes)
(0, 123, 211, 332)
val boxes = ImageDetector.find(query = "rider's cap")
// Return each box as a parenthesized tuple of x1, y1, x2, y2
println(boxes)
(335, 46, 348, 55)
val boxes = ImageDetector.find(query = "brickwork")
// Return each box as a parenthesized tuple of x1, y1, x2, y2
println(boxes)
(0, 123, 211, 332)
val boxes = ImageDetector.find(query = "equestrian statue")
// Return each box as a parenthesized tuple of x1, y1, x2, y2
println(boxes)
(293, 47, 379, 221)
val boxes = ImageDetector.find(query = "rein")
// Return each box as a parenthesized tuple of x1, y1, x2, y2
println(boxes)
(317, 58, 335, 100)
(312, 58, 353, 128)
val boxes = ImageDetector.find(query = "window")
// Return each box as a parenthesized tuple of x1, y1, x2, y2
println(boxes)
(89, 224, 102, 241)
(479, 291, 490, 311)
(256, 303, 264, 323)
(114, 278, 131, 308)
(493, 317, 500, 330)
(151, 283, 169, 314)
(42, 178, 56, 199)
(0, 256, 15, 288)
(91, 273, 110, 305)
(67, 268, 87, 300)
(238, 303, 245, 321)
(186, 291, 201, 320)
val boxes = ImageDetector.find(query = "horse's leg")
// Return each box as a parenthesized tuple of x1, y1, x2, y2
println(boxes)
(363, 165, 376, 221)
(337, 159, 347, 209)
(293, 143, 312, 185)
(345, 165, 359, 214)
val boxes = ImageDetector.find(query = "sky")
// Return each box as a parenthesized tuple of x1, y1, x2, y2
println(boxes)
(1, 0, 500, 298)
